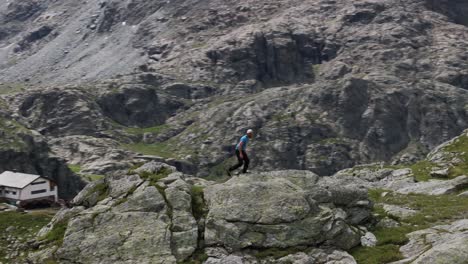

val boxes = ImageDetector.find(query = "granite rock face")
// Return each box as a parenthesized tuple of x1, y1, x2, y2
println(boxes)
(28, 166, 372, 263)
(392, 220, 468, 264)
(204, 170, 371, 251)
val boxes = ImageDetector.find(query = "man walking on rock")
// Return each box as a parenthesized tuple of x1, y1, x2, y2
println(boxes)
(227, 129, 254, 176)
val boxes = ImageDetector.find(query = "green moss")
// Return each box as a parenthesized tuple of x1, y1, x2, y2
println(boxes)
(68, 164, 82, 173)
(39, 220, 68, 247)
(83, 174, 105, 182)
(351, 244, 403, 264)
(138, 167, 172, 186)
(0, 211, 55, 261)
(373, 225, 414, 245)
(409, 160, 437, 182)
(191, 186, 207, 221)
(90, 182, 110, 202)
(312, 64, 321, 76)
(443, 133, 468, 153)
(68, 164, 104, 182)
(128, 162, 144, 174)
(352, 189, 468, 264)
(443, 134, 468, 179)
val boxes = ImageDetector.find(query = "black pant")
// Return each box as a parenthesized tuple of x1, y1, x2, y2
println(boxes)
(229, 149, 249, 173)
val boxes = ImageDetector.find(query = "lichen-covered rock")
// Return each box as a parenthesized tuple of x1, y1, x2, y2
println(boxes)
(28, 161, 200, 264)
(204, 170, 371, 251)
(397, 176, 468, 195)
(56, 183, 176, 264)
(204, 247, 357, 264)
(394, 220, 468, 264)
(381, 204, 418, 220)
(165, 178, 198, 260)
(30, 167, 374, 263)
(360, 232, 378, 247)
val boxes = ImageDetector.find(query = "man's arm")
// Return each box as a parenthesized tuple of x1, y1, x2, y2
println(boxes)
(238, 142, 243, 158)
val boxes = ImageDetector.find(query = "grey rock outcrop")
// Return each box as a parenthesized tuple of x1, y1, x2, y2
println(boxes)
(381, 204, 418, 220)
(360, 232, 377, 248)
(204, 248, 357, 264)
(392, 219, 468, 264)
(204, 170, 371, 251)
(29, 166, 370, 263)
(397, 175, 468, 195)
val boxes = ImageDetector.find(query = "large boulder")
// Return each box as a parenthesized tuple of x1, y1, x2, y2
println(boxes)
(30, 162, 198, 264)
(393, 219, 468, 264)
(204, 170, 371, 251)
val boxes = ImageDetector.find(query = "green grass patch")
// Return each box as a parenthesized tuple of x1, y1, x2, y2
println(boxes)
(122, 142, 176, 158)
(0, 211, 55, 261)
(351, 244, 403, 264)
(83, 174, 105, 182)
(138, 167, 172, 186)
(68, 164, 104, 182)
(409, 160, 437, 182)
(312, 64, 321, 76)
(443, 133, 468, 178)
(352, 189, 468, 264)
(68, 164, 82, 173)
(443, 133, 468, 153)
(191, 186, 207, 221)
(39, 220, 68, 247)
(124, 124, 169, 136)
(90, 182, 110, 202)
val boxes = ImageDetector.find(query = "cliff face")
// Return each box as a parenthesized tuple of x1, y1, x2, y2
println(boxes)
(1, 0, 468, 177)
(0, 112, 85, 199)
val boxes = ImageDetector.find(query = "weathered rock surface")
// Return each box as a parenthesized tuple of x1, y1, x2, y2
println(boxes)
(392, 220, 468, 264)
(204, 247, 357, 264)
(204, 170, 371, 251)
(381, 204, 418, 220)
(397, 175, 468, 195)
(360, 232, 378, 248)
(29, 166, 371, 263)
(1, 0, 468, 177)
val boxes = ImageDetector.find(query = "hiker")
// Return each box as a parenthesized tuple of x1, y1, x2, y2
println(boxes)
(227, 129, 254, 176)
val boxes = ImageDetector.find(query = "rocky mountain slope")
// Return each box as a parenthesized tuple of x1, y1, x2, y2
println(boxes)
(0, 0, 468, 177)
